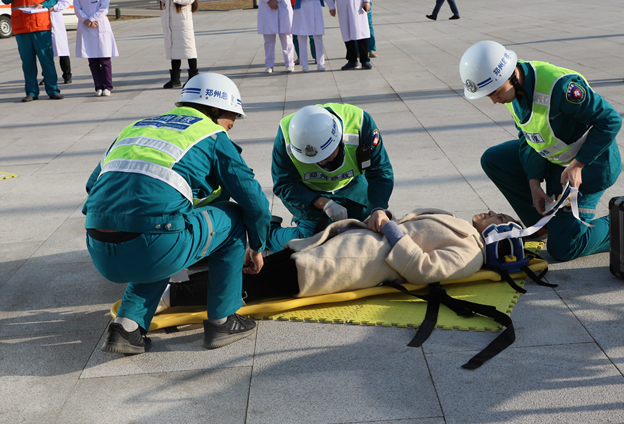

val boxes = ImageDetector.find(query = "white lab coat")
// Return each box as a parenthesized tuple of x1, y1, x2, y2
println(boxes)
(160, 0, 197, 60)
(257, 0, 293, 35)
(325, 0, 369, 42)
(50, 0, 70, 57)
(292, 0, 329, 36)
(74, 0, 119, 58)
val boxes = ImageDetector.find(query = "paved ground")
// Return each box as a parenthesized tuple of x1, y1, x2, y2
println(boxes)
(2, 0, 624, 422)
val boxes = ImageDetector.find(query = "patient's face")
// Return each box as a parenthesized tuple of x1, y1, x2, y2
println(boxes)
(472, 211, 515, 233)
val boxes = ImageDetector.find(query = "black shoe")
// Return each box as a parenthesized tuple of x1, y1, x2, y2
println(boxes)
(21, 95, 38, 102)
(426, 14, 437, 20)
(203, 314, 257, 349)
(341, 61, 360, 70)
(449, 15, 460, 20)
(101, 323, 151, 355)
(63, 77, 72, 84)
(49, 93, 64, 100)
(163, 69, 182, 89)
(39, 79, 44, 85)
(362, 62, 373, 70)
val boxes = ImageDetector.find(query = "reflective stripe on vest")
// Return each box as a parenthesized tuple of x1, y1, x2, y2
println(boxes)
(505, 61, 590, 166)
(280, 103, 364, 193)
(99, 107, 224, 204)
(11, 0, 51, 34)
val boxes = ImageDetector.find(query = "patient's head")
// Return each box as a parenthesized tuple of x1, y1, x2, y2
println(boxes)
(472, 211, 517, 233)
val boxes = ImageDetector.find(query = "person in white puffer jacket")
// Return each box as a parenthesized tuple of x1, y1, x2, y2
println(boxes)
(160, 0, 198, 89)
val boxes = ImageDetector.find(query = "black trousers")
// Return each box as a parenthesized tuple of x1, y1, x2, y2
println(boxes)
(42, 56, 71, 82)
(346, 39, 369, 64)
(170, 249, 300, 307)
(59, 56, 71, 80)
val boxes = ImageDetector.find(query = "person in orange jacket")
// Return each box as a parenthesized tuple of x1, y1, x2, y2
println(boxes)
(2, 0, 63, 101)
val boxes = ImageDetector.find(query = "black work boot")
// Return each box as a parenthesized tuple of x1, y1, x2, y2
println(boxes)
(163, 69, 182, 89)
(101, 323, 151, 355)
(203, 314, 257, 349)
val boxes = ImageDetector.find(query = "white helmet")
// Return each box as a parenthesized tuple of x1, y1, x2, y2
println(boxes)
(176, 72, 247, 118)
(459, 40, 518, 100)
(288, 105, 342, 164)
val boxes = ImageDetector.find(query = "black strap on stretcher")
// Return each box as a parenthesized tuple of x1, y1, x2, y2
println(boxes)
(490, 250, 556, 295)
(383, 281, 516, 370)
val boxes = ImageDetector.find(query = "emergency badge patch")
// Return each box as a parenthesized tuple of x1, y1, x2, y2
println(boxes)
(372, 129, 380, 146)
(566, 82, 586, 104)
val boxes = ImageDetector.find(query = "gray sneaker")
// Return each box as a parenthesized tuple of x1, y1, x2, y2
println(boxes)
(203, 314, 257, 349)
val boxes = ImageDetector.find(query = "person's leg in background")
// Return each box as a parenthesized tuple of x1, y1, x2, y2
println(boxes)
(32, 30, 61, 98)
(343, 40, 359, 70)
(426, 0, 445, 20)
(368, 1, 376, 57)
(15, 33, 40, 101)
(88, 58, 104, 95)
(278, 32, 295, 71)
(164, 59, 182, 88)
(357, 38, 371, 69)
(309, 35, 316, 62)
(59, 55, 72, 83)
(187, 57, 198, 82)
(264, 34, 277, 72)
(99, 57, 113, 95)
(313, 35, 325, 70)
(298, 35, 309, 71)
(447, 0, 460, 19)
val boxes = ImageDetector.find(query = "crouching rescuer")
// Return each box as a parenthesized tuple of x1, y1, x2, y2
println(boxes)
(83, 72, 271, 354)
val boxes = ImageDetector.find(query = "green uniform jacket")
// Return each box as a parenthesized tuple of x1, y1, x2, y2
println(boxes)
(83, 107, 271, 252)
(514, 61, 621, 193)
(271, 106, 394, 221)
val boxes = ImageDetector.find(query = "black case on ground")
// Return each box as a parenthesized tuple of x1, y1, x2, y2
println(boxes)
(609, 196, 624, 279)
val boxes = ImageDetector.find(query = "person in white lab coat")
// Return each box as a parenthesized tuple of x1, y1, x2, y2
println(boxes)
(160, 0, 198, 89)
(74, 0, 118, 96)
(326, 0, 371, 70)
(291, 0, 332, 72)
(257, 0, 295, 74)
(43, 0, 72, 84)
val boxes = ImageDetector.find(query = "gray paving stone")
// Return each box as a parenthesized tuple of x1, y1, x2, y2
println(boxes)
(427, 343, 624, 424)
(248, 321, 441, 424)
(57, 367, 252, 424)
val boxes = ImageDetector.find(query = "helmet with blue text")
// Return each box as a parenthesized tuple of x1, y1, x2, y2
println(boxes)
(288, 105, 343, 164)
(459, 40, 518, 100)
(177, 72, 247, 118)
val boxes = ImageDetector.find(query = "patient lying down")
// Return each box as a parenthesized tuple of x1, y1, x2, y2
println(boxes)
(157, 209, 516, 313)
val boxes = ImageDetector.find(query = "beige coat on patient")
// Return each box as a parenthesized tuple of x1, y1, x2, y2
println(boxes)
(286, 208, 485, 297)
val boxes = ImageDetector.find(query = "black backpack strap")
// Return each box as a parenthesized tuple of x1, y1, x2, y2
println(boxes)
(383, 281, 516, 369)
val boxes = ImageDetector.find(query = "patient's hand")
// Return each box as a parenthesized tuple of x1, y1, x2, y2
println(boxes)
(368, 209, 390, 233)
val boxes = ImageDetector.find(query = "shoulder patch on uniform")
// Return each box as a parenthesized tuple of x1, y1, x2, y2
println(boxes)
(566, 82, 586, 104)
(372, 129, 380, 147)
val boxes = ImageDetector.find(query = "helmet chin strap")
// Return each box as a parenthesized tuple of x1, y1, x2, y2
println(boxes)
(508, 67, 526, 99)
